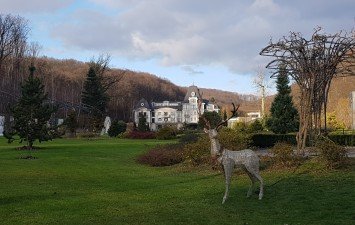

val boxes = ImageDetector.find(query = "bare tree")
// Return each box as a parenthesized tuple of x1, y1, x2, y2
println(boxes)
(253, 66, 272, 118)
(260, 27, 355, 153)
(89, 54, 126, 92)
(0, 14, 29, 72)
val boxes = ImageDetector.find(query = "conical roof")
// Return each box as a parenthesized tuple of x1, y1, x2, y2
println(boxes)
(184, 85, 201, 101)
(134, 98, 151, 109)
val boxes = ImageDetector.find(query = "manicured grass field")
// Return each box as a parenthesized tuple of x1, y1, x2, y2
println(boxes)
(0, 137, 354, 225)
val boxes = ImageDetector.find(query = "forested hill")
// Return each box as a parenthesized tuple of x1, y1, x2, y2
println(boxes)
(0, 57, 262, 121)
(1, 56, 353, 125)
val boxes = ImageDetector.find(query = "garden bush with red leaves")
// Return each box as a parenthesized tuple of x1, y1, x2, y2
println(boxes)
(123, 130, 156, 139)
(137, 143, 183, 167)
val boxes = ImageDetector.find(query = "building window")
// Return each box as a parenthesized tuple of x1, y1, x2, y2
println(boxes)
(164, 112, 168, 116)
(158, 118, 162, 122)
(158, 112, 161, 116)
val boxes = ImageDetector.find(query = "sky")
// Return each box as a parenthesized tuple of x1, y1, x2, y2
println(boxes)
(1, 0, 354, 94)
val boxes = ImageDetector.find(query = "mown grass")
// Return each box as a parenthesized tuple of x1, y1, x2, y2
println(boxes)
(0, 137, 354, 225)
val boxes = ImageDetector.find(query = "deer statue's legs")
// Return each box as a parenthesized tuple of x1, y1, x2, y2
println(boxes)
(254, 172, 264, 200)
(245, 165, 264, 200)
(222, 158, 234, 204)
(243, 167, 256, 198)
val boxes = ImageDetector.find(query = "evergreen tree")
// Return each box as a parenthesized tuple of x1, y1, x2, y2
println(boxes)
(5, 67, 58, 150)
(63, 110, 78, 137)
(137, 114, 149, 131)
(267, 65, 299, 134)
(198, 111, 222, 129)
(108, 120, 127, 137)
(81, 67, 109, 132)
(247, 119, 264, 133)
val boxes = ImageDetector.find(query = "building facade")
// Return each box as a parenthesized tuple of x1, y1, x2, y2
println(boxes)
(133, 85, 219, 130)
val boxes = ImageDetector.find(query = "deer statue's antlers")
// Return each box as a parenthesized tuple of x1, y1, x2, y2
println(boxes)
(197, 88, 239, 130)
(215, 103, 240, 130)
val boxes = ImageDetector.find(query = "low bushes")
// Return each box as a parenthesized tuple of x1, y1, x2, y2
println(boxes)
(218, 128, 251, 150)
(123, 131, 156, 139)
(271, 142, 301, 168)
(183, 135, 210, 166)
(156, 126, 178, 140)
(179, 131, 200, 144)
(136, 143, 183, 167)
(315, 136, 348, 169)
(183, 128, 251, 166)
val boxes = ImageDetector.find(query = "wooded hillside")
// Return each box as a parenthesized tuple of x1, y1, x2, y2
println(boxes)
(1, 56, 353, 127)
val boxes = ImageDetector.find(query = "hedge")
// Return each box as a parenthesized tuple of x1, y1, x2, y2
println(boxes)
(251, 133, 355, 148)
(251, 134, 297, 148)
(328, 134, 355, 146)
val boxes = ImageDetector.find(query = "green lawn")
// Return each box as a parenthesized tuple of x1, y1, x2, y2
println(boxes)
(0, 137, 354, 225)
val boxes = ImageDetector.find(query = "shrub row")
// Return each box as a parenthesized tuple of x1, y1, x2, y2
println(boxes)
(328, 134, 355, 146)
(251, 133, 355, 147)
(251, 134, 297, 148)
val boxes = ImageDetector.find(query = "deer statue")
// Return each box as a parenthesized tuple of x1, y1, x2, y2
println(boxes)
(199, 102, 264, 204)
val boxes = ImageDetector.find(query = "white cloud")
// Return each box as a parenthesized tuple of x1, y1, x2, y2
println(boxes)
(0, 0, 74, 13)
(20, 0, 355, 74)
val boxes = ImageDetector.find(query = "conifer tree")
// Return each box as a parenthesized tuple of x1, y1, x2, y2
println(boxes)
(81, 67, 109, 132)
(5, 66, 58, 150)
(267, 65, 299, 134)
(137, 114, 149, 131)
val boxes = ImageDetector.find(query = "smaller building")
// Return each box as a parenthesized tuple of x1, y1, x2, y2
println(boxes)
(227, 111, 261, 128)
(133, 85, 219, 131)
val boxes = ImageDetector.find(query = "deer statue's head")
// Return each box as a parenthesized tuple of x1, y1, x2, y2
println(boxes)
(198, 99, 239, 157)
(204, 128, 218, 139)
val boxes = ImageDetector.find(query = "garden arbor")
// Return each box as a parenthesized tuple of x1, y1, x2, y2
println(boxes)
(260, 28, 355, 153)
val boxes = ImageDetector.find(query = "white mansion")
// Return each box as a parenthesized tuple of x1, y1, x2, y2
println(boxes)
(133, 85, 220, 131)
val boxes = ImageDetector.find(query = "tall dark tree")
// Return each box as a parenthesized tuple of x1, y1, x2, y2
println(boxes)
(81, 67, 109, 132)
(137, 114, 149, 132)
(267, 65, 299, 134)
(5, 67, 58, 150)
(63, 110, 78, 137)
(198, 111, 222, 129)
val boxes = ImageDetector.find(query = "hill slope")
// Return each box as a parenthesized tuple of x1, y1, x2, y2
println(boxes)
(0, 57, 353, 127)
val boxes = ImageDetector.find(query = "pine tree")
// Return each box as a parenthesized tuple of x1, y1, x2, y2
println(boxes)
(81, 67, 109, 132)
(198, 111, 222, 129)
(108, 120, 127, 137)
(267, 65, 299, 134)
(63, 110, 78, 137)
(137, 114, 149, 132)
(5, 66, 58, 150)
